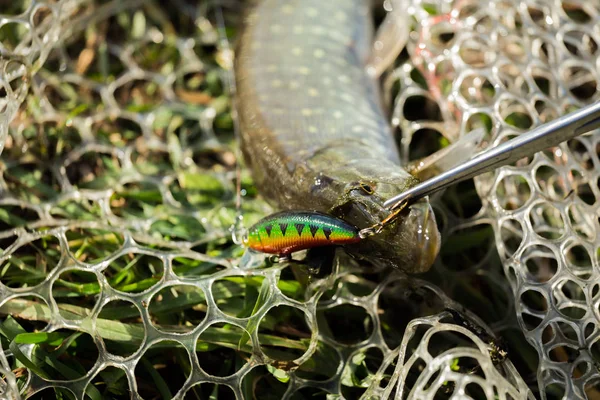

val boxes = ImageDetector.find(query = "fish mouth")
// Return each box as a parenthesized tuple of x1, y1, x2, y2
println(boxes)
(332, 192, 441, 273)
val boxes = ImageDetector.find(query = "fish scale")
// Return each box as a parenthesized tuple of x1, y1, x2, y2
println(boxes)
(236, 0, 401, 182)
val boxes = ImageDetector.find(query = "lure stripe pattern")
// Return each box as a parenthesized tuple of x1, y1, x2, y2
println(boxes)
(244, 211, 360, 255)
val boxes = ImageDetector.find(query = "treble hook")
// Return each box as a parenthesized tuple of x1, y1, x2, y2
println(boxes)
(358, 200, 409, 239)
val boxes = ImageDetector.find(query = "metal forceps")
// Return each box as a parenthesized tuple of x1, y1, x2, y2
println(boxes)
(384, 101, 600, 210)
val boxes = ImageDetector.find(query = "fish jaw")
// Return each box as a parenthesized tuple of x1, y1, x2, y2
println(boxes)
(330, 183, 441, 273)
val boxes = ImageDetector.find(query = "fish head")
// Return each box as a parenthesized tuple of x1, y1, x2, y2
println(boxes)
(328, 161, 441, 273)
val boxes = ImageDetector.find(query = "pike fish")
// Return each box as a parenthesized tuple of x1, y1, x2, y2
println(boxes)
(234, 0, 441, 273)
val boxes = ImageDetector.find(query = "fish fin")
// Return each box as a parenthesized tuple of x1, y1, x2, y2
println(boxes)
(366, 0, 411, 78)
(407, 129, 486, 181)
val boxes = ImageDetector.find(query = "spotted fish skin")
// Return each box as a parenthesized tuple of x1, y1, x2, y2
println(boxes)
(243, 211, 360, 255)
(235, 0, 441, 273)
(235, 0, 410, 211)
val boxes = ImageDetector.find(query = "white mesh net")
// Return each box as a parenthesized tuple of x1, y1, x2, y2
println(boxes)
(0, 0, 86, 156)
(391, 0, 600, 398)
(0, 0, 596, 399)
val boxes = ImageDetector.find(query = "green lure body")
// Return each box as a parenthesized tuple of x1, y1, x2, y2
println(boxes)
(243, 211, 361, 255)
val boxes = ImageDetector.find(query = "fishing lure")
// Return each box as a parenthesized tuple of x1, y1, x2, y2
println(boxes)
(243, 211, 361, 256)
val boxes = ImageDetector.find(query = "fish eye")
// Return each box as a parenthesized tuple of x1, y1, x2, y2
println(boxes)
(358, 182, 375, 195)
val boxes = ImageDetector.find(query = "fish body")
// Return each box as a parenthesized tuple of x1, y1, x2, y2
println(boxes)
(243, 211, 360, 255)
(235, 0, 441, 273)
